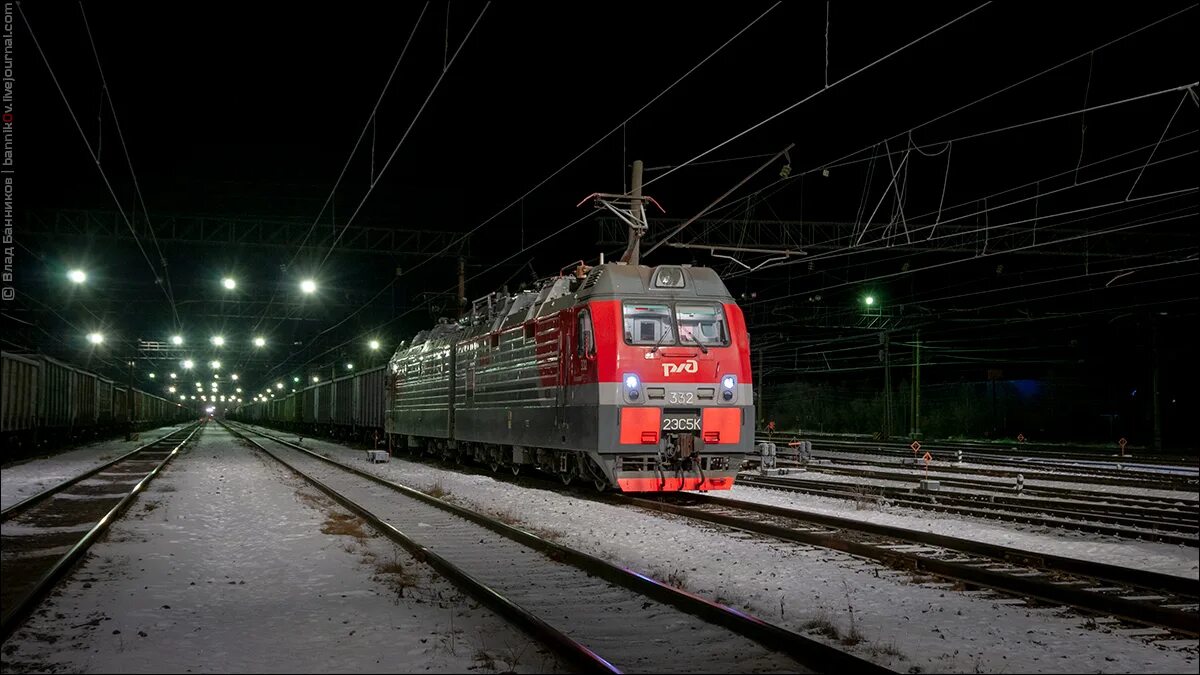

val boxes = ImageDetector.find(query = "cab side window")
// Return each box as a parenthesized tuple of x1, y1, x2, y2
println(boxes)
(577, 309, 595, 358)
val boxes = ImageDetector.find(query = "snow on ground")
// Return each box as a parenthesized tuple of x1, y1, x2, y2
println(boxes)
(244, 426, 1198, 674)
(1, 424, 192, 511)
(813, 448, 1200, 480)
(2, 425, 562, 674)
(756, 468, 1199, 520)
(808, 461, 1199, 501)
(722, 482, 1200, 580)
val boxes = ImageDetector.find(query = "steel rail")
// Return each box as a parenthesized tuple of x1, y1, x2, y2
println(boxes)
(613, 492, 1198, 636)
(1, 422, 204, 522)
(738, 474, 1199, 547)
(1, 422, 205, 643)
(225, 420, 893, 674)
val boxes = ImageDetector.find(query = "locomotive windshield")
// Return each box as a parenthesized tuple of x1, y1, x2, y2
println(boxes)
(622, 301, 730, 347)
(676, 304, 729, 347)
(623, 303, 674, 345)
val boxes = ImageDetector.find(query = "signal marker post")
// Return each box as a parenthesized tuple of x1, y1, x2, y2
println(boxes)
(918, 449, 939, 492)
(902, 439, 921, 466)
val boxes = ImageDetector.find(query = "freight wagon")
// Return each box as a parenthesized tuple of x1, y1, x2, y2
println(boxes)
(1, 351, 192, 459)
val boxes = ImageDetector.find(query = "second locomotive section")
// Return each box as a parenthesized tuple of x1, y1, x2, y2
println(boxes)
(386, 262, 754, 491)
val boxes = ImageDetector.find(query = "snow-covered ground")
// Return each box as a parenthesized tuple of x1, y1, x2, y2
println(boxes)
(238, 425, 1199, 673)
(1, 423, 192, 511)
(1, 425, 562, 674)
(722, 483, 1199, 579)
(813, 448, 1200, 479)
(806, 460, 1199, 501)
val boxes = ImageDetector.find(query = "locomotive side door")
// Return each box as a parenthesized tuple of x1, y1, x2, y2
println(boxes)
(570, 307, 596, 390)
(555, 315, 567, 427)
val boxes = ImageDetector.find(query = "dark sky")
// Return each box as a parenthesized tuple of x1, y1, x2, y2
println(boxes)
(10, 1, 1198, 435)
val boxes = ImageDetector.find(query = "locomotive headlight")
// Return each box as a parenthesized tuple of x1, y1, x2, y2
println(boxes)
(721, 374, 736, 401)
(623, 373, 641, 400)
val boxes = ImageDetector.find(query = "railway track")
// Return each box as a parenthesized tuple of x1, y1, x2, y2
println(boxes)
(801, 453, 1197, 491)
(742, 473, 1198, 528)
(810, 446, 1200, 482)
(737, 474, 1199, 547)
(758, 434, 1199, 469)
(222, 421, 890, 674)
(0, 421, 205, 643)
(778, 461, 1199, 508)
(611, 491, 1200, 638)
(750, 471, 1197, 527)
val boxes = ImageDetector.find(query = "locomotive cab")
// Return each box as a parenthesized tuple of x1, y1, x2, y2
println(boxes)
(571, 263, 754, 491)
(380, 260, 753, 493)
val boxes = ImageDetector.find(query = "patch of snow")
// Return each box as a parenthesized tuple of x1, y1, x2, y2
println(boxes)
(1, 424, 190, 511)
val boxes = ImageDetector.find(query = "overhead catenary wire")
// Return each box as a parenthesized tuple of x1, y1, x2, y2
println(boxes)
(743, 206, 1196, 338)
(316, 2, 490, 271)
(442, 3, 992, 291)
(249, 4, 787, 385)
(265, 3, 1079, 389)
(789, 4, 1197, 182)
(708, 10, 1200, 296)
(18, 2, 179, 328)
(243, 2, 432, 349)
(746, 208, 1196, 307)
(250, 3, 1193, 393)
(234, 3, 440, 378)
(680, 119, 1195, 273)
(390, 2, 786, 284)
(245, 2, 489, 382)
(641, 3, 991, 192)
(754, 248, 1197, 358)
(78, 1, 182, 332)
(726, 146, 1196, 279)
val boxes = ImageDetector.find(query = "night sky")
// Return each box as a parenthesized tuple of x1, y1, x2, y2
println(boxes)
(10, 2, 1198, 444)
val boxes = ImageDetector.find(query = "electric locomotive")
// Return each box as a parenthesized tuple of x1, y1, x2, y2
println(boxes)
(384, 260, 754, 492)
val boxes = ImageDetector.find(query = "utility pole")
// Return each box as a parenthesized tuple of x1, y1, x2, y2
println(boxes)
(1152, 317, 1162, 452)
(756, 346, 764, 427)
(912, 329, 921, 439)
(881, 331, 892, 439)
(623, 160, 644, 265)
(991, 377, 997, 436)
(457, 257, 467, 318)
(126, 357, 135, 439)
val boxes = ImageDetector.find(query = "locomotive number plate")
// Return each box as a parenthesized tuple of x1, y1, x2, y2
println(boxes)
(667, 391, 695, 404)
(662, 415, 701, 431)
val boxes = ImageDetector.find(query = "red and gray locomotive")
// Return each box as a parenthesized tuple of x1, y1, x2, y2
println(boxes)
(238, 191, 756, 492)
(385, 259, 754, 492)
